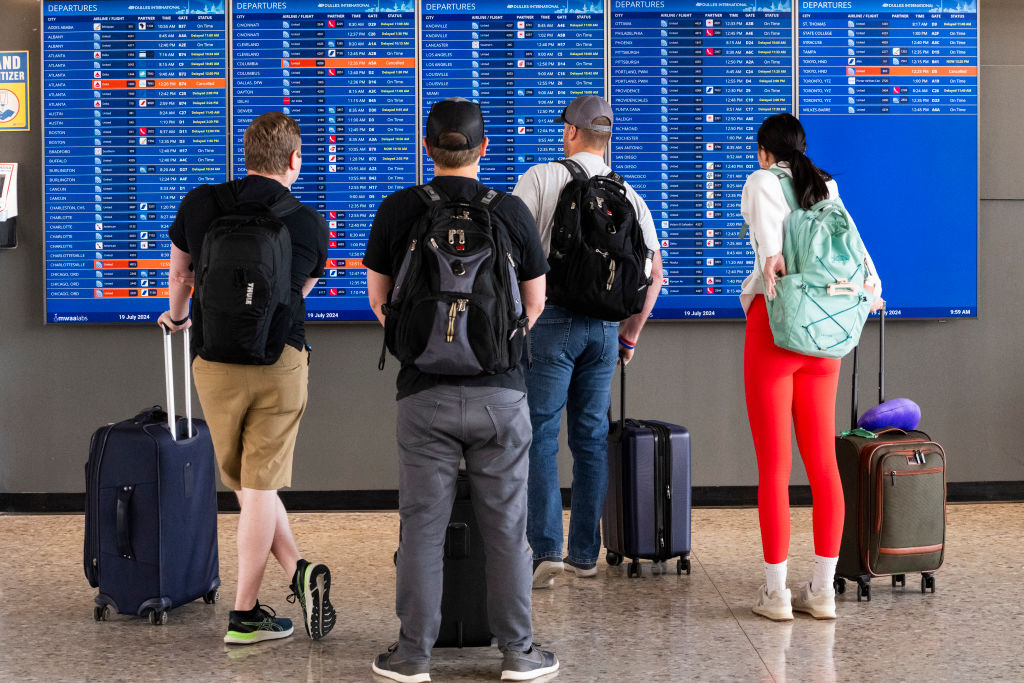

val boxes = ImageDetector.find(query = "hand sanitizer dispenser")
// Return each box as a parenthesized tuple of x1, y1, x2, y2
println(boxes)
(0, 162, 16, 248)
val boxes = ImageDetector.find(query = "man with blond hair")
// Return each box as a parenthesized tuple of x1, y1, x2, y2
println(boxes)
(158, 112, 334, 645)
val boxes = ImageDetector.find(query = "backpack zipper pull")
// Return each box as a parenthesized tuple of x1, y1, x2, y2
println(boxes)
(446, 299, 469, 343)
(606, 260, 617, 291)
(446, 301, 456, 342)
(448, 229, 455, 245)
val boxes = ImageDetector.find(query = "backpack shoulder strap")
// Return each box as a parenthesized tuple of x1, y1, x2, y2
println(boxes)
(769, 168, 800, 212)
(414, 183, 448, 207)
(267, 193, 303, 218)
(471, 187, 506, 212)
(555, 158, 588, 184)
(211, 182, 237, 212)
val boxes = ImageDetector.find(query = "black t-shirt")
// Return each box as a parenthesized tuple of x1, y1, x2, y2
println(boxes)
(168, 175, 328, 354)
(363, 176, 548, 400)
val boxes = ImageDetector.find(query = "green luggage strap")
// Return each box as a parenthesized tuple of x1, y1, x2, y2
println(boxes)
(840, 427, 878, 439)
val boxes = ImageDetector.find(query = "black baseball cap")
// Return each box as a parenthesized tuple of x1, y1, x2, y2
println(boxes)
(425, 98, 485, 150)
(554, 95, 613, 132)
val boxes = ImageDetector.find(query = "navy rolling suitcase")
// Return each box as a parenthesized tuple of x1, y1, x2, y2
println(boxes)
(603, 363, 692, 577)
(84, 328, 220, 624)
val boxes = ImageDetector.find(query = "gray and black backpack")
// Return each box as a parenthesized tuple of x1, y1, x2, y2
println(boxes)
(380, 185, 527, 376)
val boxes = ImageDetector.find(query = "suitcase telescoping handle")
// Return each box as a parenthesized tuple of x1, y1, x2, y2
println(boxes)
(161, 325, 193, 441)
(850, 304, 885, 431)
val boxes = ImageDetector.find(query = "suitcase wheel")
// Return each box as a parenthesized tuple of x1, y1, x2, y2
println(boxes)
(921, 573, 936, 594)
(93, 605, 110, 622)
(627, 561, 641, 578)
(677, 558, 691, 575)
(856, 577, 871, 602)
(148, 609, 168, 626)
(833, 577, 846, 595)
(203, 590, 220, 605)
(892, 574, 906, 588)
(605, 551, 623, 567)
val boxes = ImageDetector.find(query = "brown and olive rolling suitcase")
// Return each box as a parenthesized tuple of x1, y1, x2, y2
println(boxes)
(834, 309, 946, 601)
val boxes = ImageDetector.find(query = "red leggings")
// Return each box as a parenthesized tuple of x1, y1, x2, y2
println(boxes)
(744, 295, 844, 563)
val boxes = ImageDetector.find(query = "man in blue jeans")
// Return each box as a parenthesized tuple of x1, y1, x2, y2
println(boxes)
(513, 95, 663, 586)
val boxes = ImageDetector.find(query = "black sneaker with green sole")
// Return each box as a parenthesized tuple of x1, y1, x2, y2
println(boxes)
(289, 559, 336, 640)
(223, 603, 293, 645)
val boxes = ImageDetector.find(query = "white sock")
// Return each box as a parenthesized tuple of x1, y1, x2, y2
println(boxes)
(765, 560, 788, 595)
(811, 555, 838, 593)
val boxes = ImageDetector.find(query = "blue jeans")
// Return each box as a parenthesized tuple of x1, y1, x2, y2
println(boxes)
(524, 304, 619, 567)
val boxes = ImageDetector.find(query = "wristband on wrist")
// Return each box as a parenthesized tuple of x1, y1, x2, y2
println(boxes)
(170, 315, 190, 326)
(618, 335, 636, 350)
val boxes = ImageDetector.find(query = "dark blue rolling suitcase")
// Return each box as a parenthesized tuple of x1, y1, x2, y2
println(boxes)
(84, 328, 220, 624)
(603, 363, 692, 577)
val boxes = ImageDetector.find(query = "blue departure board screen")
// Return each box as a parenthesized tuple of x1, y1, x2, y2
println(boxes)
(40, 1, 979, 323)
(232, 0, 417, 322)
(43, 0, 228, 323)
(796, 0, 978, 318)
(611, 0, 792, 319)
(421, 0, 604, 191)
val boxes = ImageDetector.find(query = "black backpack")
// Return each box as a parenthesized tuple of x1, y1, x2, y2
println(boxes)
(546, 159, 653, 321)
(194, 183, 301, 365)
(380, 185, 528, 376)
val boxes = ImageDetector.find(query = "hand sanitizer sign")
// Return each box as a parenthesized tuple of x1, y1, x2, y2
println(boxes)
(0, 51, 29, 131)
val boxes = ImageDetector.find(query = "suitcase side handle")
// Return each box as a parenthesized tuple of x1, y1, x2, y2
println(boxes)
(161, 326, 193, 441)
(116, 484, 134, 560)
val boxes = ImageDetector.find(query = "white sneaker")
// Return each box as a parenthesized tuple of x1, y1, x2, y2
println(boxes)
(791, 581, 837, 619)
(752, 584, 793, 621)
(532, 560, 563, 589)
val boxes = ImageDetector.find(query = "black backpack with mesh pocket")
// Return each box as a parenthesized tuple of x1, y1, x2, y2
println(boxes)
(547, 158, 652, 321)
(380, 184, 527, 376)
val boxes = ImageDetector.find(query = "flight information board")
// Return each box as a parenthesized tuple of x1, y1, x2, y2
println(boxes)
(797, 0, 978, 318)
(611, 0, 792, 319)
(421, 0, 604, 190)
(43, 0, 227, 323)
(41, 1, 978, 323)
(232, 0, 417, 321)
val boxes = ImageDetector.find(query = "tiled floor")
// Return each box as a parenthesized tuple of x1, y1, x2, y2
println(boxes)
(1, 504, 1022, 681)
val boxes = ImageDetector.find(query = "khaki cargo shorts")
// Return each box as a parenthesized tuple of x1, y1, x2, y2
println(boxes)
(192, 345, 309, 491)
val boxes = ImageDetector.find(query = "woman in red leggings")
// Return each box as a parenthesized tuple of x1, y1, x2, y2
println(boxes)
(740, 114, 882, 621)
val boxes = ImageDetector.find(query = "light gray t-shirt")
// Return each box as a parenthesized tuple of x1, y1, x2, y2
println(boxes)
(512, 151, 660, 258)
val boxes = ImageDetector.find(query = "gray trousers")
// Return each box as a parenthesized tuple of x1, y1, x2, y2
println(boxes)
(394, 385, 534, 665)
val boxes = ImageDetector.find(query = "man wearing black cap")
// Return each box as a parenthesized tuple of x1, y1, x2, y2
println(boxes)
(363, 97, 557, 682)
(513, 95, 663, 588)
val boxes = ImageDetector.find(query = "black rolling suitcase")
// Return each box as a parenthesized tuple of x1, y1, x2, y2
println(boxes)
(603, 363, 692, 577)
(436, 471, 490, 647)
(395, 470, 491, 647)
(834, 308, 946, 601)
(84, 328, 220, 624)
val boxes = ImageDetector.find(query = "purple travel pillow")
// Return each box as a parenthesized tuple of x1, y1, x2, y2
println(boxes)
(857, 398, 922, 431)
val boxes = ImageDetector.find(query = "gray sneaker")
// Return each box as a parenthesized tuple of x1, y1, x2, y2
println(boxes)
(372, 643, 431, 683)
(500, 645, 559, 681)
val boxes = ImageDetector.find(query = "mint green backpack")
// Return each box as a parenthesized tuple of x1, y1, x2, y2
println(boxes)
(756, 169, 874, 359)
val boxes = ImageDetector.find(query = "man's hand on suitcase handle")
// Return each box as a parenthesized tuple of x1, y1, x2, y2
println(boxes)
(158, 310, 192, 332)
(618, 335, 636, 365)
